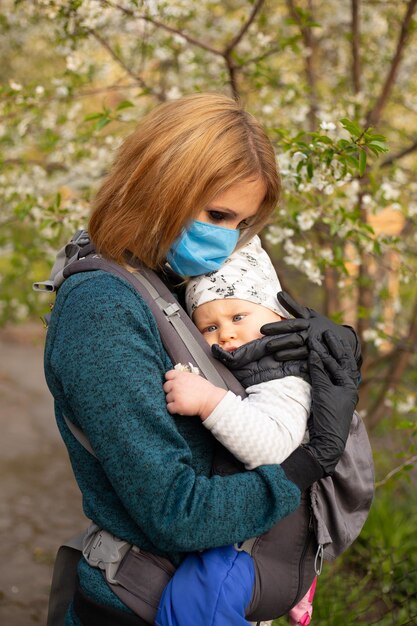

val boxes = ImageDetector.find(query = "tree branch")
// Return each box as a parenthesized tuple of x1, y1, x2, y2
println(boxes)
(222, 0, 265, 100)
(101, 0, 264, 100)
(366, 0, 417, 126)
(375, 454, 417, 488)
(351, 0, 361, 93)
(3, 158, 68, 173)
(77, 83, 140, 97)
(224, 0, 265, 54)
(88, 29, 164, 101)
(381, 137, 417, 167)
(242, 44, 282, 69)
(286, 0, 318, 130)
(367, 290, 417, 429)
(101, 0, 223, 57)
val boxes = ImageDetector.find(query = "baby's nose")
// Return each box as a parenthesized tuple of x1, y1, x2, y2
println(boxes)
(219, 325, 236, 341)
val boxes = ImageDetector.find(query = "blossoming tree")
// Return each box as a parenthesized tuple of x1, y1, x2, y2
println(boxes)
(1, 0, 416, 439)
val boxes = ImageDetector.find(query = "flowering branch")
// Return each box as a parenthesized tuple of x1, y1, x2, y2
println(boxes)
(366, 0, 417, 126)
(225, 0, 265, 54)
(286, 0, 318, 131)
(367, 292, 417, 429)
(223, 0, 265, 99)
(101, 0, 265, 100)
(382, 137, 417, 167)
(88, 29, 164, 101)
(100, 0, 223, 57)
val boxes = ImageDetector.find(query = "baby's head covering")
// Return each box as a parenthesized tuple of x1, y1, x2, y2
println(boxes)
(185, 235, 288, 318)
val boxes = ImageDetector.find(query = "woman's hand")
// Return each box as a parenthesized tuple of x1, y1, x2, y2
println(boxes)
(212, 336, 310, 388)
(303, 330, 359, 476)
(163, 370, 226, 421)
(260, 291, 362, 367)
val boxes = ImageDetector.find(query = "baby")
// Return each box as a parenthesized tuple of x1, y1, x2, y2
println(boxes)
(158, 236, 316, 626)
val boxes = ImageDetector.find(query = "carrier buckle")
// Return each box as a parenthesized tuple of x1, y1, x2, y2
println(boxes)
(314, 543, 324, 576)
(82, 524, 131, 584)
(162, 301, 180, 317)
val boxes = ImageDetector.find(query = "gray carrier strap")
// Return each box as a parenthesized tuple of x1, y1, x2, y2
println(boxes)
(46, 532, 85, 626)
(63, 415, 97, 458)
(33, 229, 92, 292)
(63, 256, 245, 395)
(132, 269, 228, 389)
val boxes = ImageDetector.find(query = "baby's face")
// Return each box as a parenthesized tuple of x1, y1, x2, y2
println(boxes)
(193, 298, 284, 352)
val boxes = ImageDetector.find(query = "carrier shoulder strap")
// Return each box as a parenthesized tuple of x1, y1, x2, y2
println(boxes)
(62, 255, 245, 396)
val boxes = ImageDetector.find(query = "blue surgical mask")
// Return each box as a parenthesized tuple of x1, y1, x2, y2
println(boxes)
(167, 220, 240, 277)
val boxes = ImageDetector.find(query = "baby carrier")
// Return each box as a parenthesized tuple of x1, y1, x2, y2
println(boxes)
(34, 230, 375, 625)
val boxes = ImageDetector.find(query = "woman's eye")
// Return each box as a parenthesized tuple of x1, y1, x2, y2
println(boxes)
(207, 210, 226, 223)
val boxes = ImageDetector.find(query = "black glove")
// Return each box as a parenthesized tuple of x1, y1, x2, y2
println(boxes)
(261, 291, 362, 368)
(304, 330, 359, 476)
(212, 336, 310, 388)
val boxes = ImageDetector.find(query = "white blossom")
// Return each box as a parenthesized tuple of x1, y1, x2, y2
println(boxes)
(381, 182, 400, 201)
(363, 328, 385, 348)
(266, 226, 294, 245)
(66, 53, 83, 72)
(166, 86, 183, 100)
(297, 210, 318, 231)
(291, 151, 307, 167)
(397, 395, 416, 415)
(302, 260, 322, 285)
(320, 248, 334, 262)
(320, 120, 336, 131)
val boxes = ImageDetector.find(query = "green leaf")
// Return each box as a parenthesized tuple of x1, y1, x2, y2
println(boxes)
(397, 420, 416, 429)
(316, 135, 333, 145)
(367, 140, 389, 154)
(116, 100, 135, 111)
(359, 149, 367, 176)
(345, 155, 359, 170)
(95, 116, 111, 131)
(85, 112, 104, 121)
(337, 138, 351, 150)
(340, 118, 362, 138)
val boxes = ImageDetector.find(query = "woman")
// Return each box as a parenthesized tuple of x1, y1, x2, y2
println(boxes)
(44, 93, 359, 625)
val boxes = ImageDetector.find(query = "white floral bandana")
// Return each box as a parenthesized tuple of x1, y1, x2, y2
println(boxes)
(185, 236, 288, 318)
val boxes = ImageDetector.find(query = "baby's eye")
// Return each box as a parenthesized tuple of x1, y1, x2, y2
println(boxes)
(233, 314, 246, 322)
(203, 324, 218, 333)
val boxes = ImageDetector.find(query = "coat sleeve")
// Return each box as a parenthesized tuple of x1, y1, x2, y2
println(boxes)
(45, 272, 301, 553)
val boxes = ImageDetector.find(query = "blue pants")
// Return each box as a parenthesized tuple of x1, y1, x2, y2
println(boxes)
(155, 545, 255, 626)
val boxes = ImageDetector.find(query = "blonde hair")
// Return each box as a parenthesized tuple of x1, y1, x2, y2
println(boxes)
(89, 93, 280, 268)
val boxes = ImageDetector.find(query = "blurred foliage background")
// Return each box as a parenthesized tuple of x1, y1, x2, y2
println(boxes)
(1, 0, 416, 624)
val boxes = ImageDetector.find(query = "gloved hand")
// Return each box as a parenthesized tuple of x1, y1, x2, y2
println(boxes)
(212, 335, 310, 388)
(304, 330, 359, 476)
(260, 291, 362, 368)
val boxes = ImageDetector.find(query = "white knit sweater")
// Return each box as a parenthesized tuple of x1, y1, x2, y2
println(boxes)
(203, 376, 311, 470)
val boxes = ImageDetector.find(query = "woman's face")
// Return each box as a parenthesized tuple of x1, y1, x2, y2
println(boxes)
(196, 178, 266, 230)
